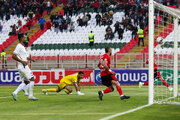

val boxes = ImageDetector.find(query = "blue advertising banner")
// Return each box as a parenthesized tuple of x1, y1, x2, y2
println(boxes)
(0, 70, 21, 85)
(94, 69, 148, 85)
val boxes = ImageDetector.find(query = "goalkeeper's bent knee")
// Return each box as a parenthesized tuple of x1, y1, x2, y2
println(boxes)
(65, 90, 72, 94)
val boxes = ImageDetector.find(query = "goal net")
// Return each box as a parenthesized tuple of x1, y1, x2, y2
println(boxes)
(148, 1, 180, 104)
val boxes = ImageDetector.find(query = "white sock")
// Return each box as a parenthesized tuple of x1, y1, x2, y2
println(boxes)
(22, 84, 29, 93)
(13, 83, 26, 94)
(29, 81, 34, 97)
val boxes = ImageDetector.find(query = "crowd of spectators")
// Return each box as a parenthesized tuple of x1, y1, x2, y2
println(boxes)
(50, 13, 70, 33)
(52, 0, 148, 41)
(0, 0, 53, 21)
(1, 0, 178, 39)
(0, 0, 54, 34)
(60, 0, 179, 40)
(103, 1, 148, 40)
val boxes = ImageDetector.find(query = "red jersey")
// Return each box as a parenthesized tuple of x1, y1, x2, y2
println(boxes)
(99, 54, 111, 77)
(146, 58, 158, 70)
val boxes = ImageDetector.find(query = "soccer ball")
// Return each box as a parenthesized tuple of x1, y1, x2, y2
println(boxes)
(155, 37, 165, 53)
(156, 37, 164, 45)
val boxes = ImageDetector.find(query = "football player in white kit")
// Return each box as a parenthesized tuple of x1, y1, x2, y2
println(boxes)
(14, 39, 35, 96)
(12, 33, 38, 101)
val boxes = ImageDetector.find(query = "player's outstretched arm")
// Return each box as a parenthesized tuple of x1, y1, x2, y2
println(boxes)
(73, 82, 84, 95)
(74, 82, 80, 92)
(12, 54, 27, 66)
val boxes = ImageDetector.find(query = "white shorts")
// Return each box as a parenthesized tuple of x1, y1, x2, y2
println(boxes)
(18, 65, 34, 81)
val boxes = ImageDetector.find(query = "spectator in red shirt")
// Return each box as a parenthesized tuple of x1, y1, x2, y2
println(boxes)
(46, 20, 52, 30)
(35, 12, 41, 20)
(93, 0, 100, 13)
(26, 17, 32, 30)
(76, 0, 84, 13)
(79, 0, 84, 8)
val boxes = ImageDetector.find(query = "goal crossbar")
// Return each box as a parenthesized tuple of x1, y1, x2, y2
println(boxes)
(154, 1, 180, 19)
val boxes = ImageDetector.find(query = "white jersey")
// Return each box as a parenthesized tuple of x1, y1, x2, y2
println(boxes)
(13, 43, 29, 69)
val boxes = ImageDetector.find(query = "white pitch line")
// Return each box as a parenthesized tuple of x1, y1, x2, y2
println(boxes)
(99, 104, 152, 120)
(0, 93, 43, 99)
(0, 96, 12, 99)
(0, 113, 114, 116)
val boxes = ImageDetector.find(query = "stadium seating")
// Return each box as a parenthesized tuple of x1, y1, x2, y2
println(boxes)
(0, 16, 28, 45)
(30, 12, 135, 56)
(0, 10, 50, 54)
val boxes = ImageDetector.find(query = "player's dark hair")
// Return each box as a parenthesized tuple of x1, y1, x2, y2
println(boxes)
(18, 33, 24, 41)
(78, 71, 84, 75)
(105, 47, 110, 53)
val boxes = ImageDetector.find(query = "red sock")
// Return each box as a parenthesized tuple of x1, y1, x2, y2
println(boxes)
(103, 88, 112, 94)
(162, 80, 169, 87)
(144, 82, 149, 85)
(116, 86, 123, 96)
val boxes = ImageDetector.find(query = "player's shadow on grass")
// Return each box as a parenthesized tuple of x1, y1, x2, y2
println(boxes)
(44, 93, 71, 96)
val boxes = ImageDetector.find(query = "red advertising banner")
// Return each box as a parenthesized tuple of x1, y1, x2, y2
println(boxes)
(33, 69, 65, 85)
(31, 69, 94, 85)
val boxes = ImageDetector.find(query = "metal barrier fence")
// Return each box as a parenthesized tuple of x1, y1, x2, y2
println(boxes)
(0, 53, 149, 70)
(3, 53, 178, 70)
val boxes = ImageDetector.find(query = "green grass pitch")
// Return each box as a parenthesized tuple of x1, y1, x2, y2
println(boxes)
(0, 86, 179, 120)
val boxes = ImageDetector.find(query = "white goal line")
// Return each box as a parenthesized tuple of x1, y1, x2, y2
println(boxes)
(99, 104, 151, 120)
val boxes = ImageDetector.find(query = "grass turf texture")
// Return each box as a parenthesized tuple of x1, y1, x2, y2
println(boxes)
(0, 86, 179, 120)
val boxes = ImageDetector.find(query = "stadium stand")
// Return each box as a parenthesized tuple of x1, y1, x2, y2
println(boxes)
(0, 16, 28, 44)
(0, 0, 159, 69)
(27, 0, 149, 58)
(1, 0, 59, 55)
(30, 12, 133, 56)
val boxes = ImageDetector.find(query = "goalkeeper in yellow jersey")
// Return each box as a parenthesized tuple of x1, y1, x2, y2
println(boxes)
(42, 72, 85, 95)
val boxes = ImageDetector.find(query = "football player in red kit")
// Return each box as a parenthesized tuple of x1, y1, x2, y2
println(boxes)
(97, 47, 130, 101)
(139, 52, 173, 91)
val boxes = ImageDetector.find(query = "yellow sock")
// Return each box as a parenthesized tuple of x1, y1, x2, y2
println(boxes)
(46, 88, 57, 92)
(65, 90, 71, 94)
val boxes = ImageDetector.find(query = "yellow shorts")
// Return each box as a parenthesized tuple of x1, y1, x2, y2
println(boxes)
(58, 81, 67, 90)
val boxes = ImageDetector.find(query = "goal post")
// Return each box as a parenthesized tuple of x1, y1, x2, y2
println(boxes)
(148, 0, 180, 104)
(148, 0, 154, 105)
(173, 17, 178, 98)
